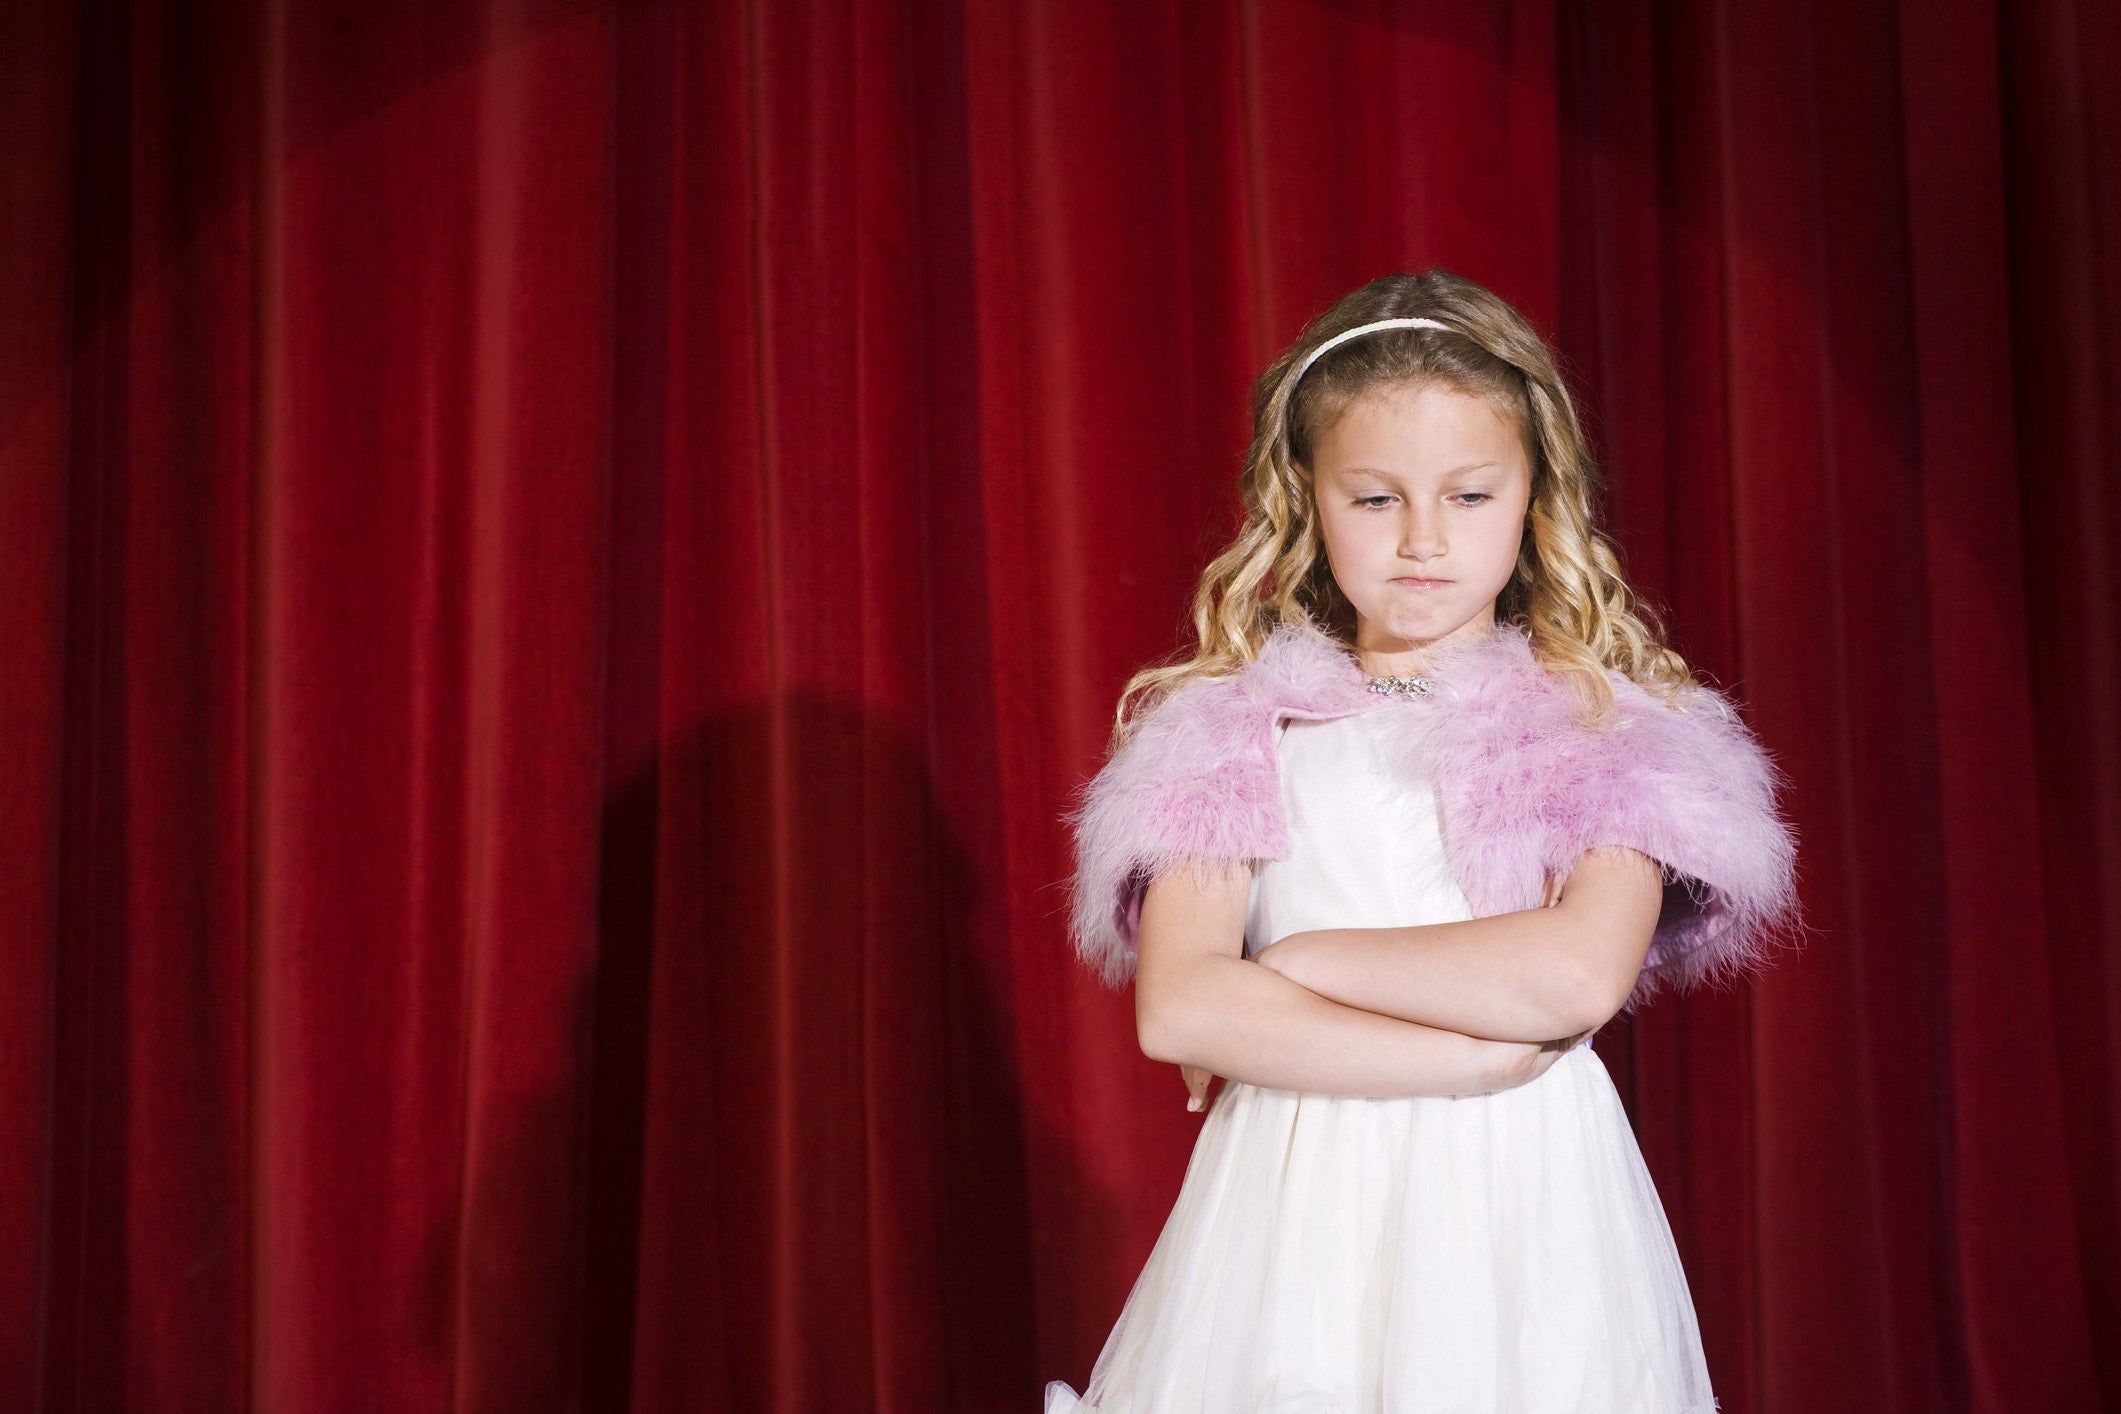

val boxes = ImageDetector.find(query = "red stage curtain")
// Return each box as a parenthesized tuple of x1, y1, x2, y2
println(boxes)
(2, 0, 2113, 1408)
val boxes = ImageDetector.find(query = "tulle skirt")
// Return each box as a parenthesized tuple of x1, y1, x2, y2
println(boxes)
(1044, 1041, 1717, 1413)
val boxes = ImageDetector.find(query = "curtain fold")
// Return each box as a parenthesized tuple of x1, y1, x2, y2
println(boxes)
(1, 0, 2111, 1408)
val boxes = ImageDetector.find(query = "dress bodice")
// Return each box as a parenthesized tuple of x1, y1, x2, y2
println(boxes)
(1243, 707, 1477, 955)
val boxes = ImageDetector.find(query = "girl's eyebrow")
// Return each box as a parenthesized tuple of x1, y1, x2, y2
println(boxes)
(1341, 460, 1500, 479)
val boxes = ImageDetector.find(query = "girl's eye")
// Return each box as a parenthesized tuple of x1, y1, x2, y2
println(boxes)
(1352, 492, 1492, 509)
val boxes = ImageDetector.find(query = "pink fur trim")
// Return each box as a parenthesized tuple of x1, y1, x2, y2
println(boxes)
(1063, 616, 1804, 1012)
(1059, 621, 1375, 988)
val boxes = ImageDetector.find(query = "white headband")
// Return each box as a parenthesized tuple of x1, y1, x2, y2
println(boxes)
(1287, 316, 1458, 391)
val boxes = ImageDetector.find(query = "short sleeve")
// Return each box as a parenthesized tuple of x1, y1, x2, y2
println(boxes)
(1545, 680, 1804, 1012)
(1060, 678, 1287, 988)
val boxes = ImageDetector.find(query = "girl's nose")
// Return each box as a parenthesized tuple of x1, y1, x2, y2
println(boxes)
(1399, 509, 1445, 558)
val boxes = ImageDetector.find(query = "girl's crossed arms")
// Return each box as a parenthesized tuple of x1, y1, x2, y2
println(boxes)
(1254, 844, 1665, 1044)
(1136, 854, 1631, 1112)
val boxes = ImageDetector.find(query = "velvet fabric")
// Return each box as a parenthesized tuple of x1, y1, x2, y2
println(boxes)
(4, 0, 2114, 1410)
(1066, 616, 1803, 1013)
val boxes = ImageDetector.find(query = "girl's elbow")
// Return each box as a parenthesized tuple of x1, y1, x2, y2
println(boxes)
(1556, 943, 1650, 1033)
(1554, 983, 1623, 1037)
(1136, 998, 1178, 1061)
(1134, 972, 1196, 1062)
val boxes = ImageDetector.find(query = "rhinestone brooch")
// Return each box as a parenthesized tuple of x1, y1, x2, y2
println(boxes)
(1366, 674, 1434, 697)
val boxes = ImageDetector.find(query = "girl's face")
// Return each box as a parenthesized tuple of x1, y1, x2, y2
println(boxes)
(1307, 381, 1533, 666)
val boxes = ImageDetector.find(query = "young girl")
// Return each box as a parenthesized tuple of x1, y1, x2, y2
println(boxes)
(1047, 269, 1803, 1412)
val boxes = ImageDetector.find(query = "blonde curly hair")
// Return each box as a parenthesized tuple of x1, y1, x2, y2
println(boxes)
(1107, 267, 1704, 749)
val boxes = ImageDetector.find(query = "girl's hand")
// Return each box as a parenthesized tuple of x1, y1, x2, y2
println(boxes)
(1180, 1062, 1218, 1112)
(1469, 1024, 1596, 1095)
(1544, 1024, 1597, 1054)
(1540, 869, 1564, 908)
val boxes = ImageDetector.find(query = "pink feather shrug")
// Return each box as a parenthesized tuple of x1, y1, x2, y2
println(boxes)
(1062, 616, 1803, 1015)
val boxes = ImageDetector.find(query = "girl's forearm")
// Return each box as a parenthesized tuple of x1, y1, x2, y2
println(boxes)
(1140, 952, 1527, 1099)
(1265, 908, 1609, 1043)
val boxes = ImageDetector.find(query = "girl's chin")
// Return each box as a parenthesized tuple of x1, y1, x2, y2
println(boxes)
(1360, 603, 1488, 645)
(1371, 603, 1454, 634)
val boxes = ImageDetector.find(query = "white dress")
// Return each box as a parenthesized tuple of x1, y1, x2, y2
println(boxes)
(1046, 709, 1718, 1413)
